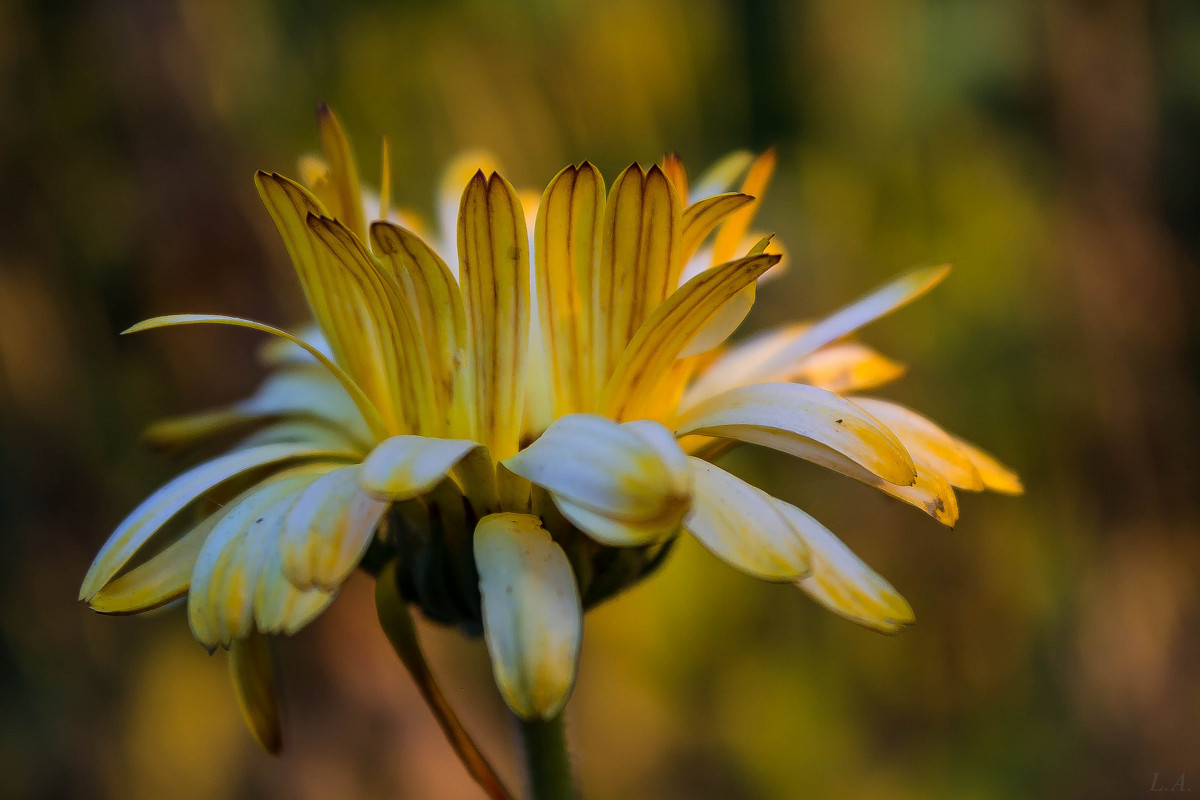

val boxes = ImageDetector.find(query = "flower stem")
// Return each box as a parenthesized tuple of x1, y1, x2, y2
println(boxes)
(375, 561, 514, 800)
(519, 712, 575, 800)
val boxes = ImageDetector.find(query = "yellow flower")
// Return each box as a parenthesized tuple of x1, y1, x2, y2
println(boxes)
(81, 106, 1020, 755)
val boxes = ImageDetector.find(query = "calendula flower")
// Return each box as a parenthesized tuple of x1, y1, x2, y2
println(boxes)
(81, 105, 1020, 798)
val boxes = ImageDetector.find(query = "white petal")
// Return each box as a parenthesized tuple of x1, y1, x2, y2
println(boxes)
(475, 513, 582, 720)
(772, 500, 915, 633)
(281, 465, 389, 591)
(673, 382, 916, 486)
(360, 435, 480, 499)
(683, 458, 810, 581)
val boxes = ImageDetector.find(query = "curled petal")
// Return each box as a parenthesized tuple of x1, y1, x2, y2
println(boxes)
(360, 436, 481, 499)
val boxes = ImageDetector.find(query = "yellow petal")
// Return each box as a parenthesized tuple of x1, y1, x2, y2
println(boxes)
(377, 135, 392, 223)
(660, 152, 689, 200)
(772, 500, 915, 634)
(593, 164, 682, 389)
(439, 150, 503, 269)
(474, 513, 582, 721)
(229, 631, 283, 754)
(691, 150, 754, 200)
(673, 382, 917, 486)
(79, 441, 354, 602)
(787, 343, 907, 394)
(711, 149, 775, 266)
(316, 103, 366, 239)
(88, 514, 217, 615)
(281, 465, 389, 591)
(534, 162, 606, 416)
(955, 440, 1023, 495)
(683, 458, 811, 581)
(370, 221, 473, 438)
(849, 397, 984, 491)
(124, 313, 389, 441)
(457, 170, 530, 461)
(601, 253, 780, 421)
(680, 193, 754, 264)
(360, 435, 481, 499)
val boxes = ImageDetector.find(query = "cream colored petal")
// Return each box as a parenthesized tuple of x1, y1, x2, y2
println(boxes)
(360, 435, 480, 499)
(229, 631, 282, 754)
(849, 397, 984, 491)
(676, 279, 755, 359)
(550, 496, 685, 547)
(458, 170, 530, 461)
(281, 465, 389, 591)
(79, 441, 352, 602)
(502, 414, 690, 527)
(600, 253, 780, 421)
(683, 458, 810, 581)
(87, 514, 217, 615)
(691, 150, 754, 200)
(750, 265, 951, 382)
(673, 383, 917, 486)
(475, 513, 582, 721)
(251, 489, 336, 637)
(772, 500, 915, 634)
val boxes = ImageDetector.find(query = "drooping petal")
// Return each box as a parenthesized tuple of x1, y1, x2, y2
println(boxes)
(370, 221, 474, 438)
(87, 514, 217, 615)
(126, 313, 389, 443)
(673, 382, 917, 486)
(683, 458, 810, 581)
(593, 164, 682, 388)
(79, 441, 354, 602)
(534, 162, 605, 416)
(229, 631, 283, 754)
(502, 415, 690, 546)
(748, 265, 951, 382)
(360, 435, 481, 499)
(849, 398, 984, 491)
(772, 500, 915, 634)
(251, 485, 337, 637)
(601, 252, 780, 421)
(281, 465, 389, 591)
(457, 171, 530, 460)
(474, 513, 582, 721)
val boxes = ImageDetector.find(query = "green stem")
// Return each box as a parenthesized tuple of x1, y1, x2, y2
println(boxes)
(519, 713, 575, 800)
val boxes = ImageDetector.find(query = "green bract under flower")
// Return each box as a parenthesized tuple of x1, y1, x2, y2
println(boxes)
(81, 106, 1021, 751)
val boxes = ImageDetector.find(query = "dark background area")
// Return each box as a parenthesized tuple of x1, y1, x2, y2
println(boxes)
(2, 0, 1199, 797)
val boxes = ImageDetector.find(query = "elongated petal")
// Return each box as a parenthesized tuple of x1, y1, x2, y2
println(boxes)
(439, 151, 503, 269)
(788, 344, 906, 394)
(849, 398, 984, 491)
(683, 458, 810, 581)
(80, 441, 352, 602)
(534, 162, 605, 415)
(316, 103, 366, 239)
(370, 221, 473, 437)
(360, 435, 480, 499)
(955, 440, 1023, 495)
(691, 150, 754, 200)
(680, 193, 753, 263)
(475, 513, 582, 720)
(750, 265, 951, 382)
(458, 171, 530, 460)
(88, 515, 217, 615)
(601, 253, 780, 421)
(593, 164, 682, 387)
(673, 382, 916, 486)
(661, 152, 689, 200)
(281, 465, 389, 591)
(251, 486, 337, 636)
(711, 149, 775, 266)
(124, 313, 389, 441)
(502, 415, 690, 546)
(772, 500, 915, 633)
(229, 631, 282, 753)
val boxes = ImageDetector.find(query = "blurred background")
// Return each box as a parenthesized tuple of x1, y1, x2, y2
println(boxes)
(3, 0, 1199, 797)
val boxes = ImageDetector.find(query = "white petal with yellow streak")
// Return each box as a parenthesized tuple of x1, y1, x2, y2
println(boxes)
(281, 465, 389, 591)
(79, 441, 354, 602)
(673, 382, 917, 486)
(772, 500, 915, 634)
(502, 415, 691, 547)
(360, 435, 480, 500)
(475, 513, 582, 721)
(849, 397, 984, 491)
(683, 458, 811, 581)
(458, 171, 530, 461)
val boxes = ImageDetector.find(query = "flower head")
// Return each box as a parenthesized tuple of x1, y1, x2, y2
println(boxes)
(82, 106, 1020, 752)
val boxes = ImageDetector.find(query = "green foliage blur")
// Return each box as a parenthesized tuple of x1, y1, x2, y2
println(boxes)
(2, 0, 1199, 798)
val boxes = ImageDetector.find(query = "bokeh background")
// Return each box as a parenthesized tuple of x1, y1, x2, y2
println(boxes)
(3, 0, 1200, 797)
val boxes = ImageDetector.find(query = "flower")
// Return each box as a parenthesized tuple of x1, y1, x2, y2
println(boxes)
(81, 106, 1020, 762)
